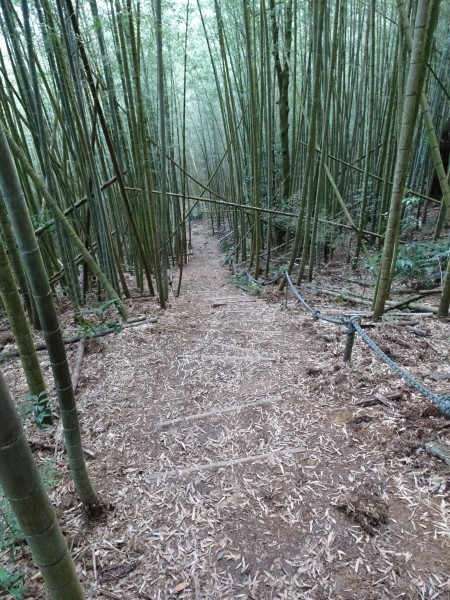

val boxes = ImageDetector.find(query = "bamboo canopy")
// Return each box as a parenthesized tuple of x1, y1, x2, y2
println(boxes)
(0, 0, 449, 595)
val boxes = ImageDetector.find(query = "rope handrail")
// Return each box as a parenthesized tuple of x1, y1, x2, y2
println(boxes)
(245, 271, 285, 287)
(283, 270, 450, 418)
(284, 270, 346, 325)
(229, 259, 285, 287)
(350, 317, 450, 417)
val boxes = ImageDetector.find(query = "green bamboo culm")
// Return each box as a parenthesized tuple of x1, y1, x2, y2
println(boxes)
(0, 120, 128, 321)
(373, 0, 441, 318)
(0, 370, 84, 599)
(0, 235, 51, 423)
(0, 128, 98, 507)
(0, 194, 34, 322)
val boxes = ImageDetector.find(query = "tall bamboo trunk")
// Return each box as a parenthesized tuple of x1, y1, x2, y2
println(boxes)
(0, 370, 84, 599)
(0, 127, 99, 507)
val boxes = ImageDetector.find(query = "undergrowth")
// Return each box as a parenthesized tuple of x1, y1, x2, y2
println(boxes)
(0, 567, 24, 599)
(17, 391, 53, 429)
(231, 273, 262, 295)
(395, 240, 449, 289)
(367, 239, 450, 290)
(75, 298, 122, 337)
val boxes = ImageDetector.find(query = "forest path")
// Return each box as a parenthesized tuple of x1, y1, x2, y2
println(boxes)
(72, 222, 448, 599)
(4, 222, 448, 599)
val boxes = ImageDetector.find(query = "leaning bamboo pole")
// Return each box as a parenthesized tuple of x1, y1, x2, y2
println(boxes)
(0, 127, 97, 506)
(373, 0, 440, 318)
(0, 371, 84, 599)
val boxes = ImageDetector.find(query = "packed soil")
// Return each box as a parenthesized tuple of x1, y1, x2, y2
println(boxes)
(1, 221, 450, 600)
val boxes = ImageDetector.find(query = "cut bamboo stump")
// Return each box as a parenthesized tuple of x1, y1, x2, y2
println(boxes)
(72, 338, 86, 392)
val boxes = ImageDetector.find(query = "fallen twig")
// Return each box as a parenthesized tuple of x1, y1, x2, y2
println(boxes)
(72, 338, 86, 392)
(143, 446, 307, 482)
(317, 287, 438, 314)
(0, 316, 157, 361)
(97, 589, 123, 600)
(384, 289, 441, 312)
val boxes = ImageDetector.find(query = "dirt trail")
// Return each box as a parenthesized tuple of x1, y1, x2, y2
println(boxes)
(3, 223, 450, 599)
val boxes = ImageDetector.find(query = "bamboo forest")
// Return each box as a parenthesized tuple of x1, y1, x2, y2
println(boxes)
(1, 0, 450, 598)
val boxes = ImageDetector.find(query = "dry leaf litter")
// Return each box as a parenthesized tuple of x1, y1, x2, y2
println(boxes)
(1, 223, 449, 600)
